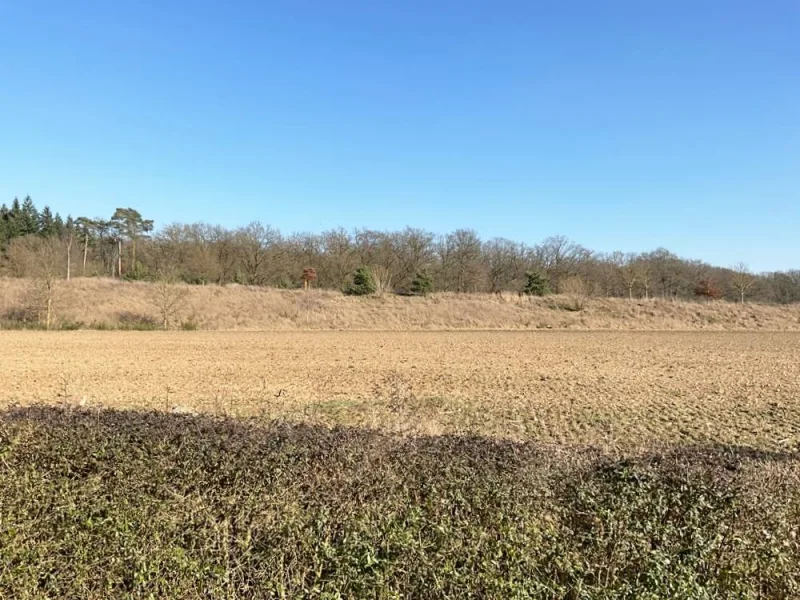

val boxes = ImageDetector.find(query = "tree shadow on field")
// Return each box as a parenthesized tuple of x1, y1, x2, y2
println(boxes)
(1, 404, 796, 470)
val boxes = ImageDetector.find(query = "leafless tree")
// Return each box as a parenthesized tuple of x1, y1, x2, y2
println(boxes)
(152, 268, 188, 330)
(560, 275, 591, 311)
(438, 229, 483, 292)
(730, 262, 756, 304)
(613, 251, 639, 300)
(237, 222, 280, 285)
(484, 238, 524, 293)
(8, 236, 62, 329)
(371, 265, 394, 297)
(534, 235, 592, 293)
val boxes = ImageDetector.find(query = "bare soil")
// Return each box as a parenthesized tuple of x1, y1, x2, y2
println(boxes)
(4, 330, 799, 451)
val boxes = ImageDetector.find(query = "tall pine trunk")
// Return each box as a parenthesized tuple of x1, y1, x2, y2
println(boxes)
(66, 236, 72, 281)
(83, 234, 89, 276)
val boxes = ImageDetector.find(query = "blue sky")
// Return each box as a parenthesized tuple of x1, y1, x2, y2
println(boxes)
(1, 1, 798, 271)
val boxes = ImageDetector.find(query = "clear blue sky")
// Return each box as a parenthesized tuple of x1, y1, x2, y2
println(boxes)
(1, 1, 798, 271)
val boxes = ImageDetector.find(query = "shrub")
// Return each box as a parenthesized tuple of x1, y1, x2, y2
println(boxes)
(523, 271, 550, 296)
(560, 275, 591, 310)
(0, 406, 797, 599)
(695, 278, 723, 300)
(181, 319, 199, 331)
(410, 271, 433, 296)
(124, 260, 150, 281)
(343, 266, 377, 296)
(116, 311, 159, 330)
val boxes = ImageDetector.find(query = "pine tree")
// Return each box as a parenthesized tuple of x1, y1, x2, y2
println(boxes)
(523, 271, 550, 296)
(343, 266, 377, 296)
(5, 198, 22, 239)
(20, 196, 39, 235)
(111, 208, 154, 274)
(0, 204, 8, 248)
(53, 213, 66, 238)
(39, 206, 55, 236)
(410, 270, 434, 296)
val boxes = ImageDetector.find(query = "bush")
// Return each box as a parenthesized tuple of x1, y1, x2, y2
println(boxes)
(695, 278, 723, 300)
(0, 406, 798, 599)
(181, 319, 199, 331)
(116, 311, 159, 330)
(124, 260, 150, 282)
(410, 271, 433, 296)
(523, 271, 550, 296)
(343, 266, 377, 296)
(560, 275, 591, 310)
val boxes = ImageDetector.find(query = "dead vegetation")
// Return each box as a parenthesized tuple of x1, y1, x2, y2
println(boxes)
(1, 277, 799, 331)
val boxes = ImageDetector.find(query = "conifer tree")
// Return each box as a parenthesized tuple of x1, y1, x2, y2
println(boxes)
(19, 196, 39, 235)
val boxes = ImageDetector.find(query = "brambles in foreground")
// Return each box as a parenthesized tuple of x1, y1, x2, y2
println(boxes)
(0, 406, 798, 599)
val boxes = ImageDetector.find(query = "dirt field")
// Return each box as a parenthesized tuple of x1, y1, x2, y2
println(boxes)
(3, 330, 799, 451)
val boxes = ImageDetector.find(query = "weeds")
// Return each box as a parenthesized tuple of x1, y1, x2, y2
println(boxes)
(0, 406, 798, 599)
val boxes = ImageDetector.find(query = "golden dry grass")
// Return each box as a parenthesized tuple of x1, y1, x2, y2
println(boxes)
(3, 330, 799, 452)
(1, 276, 800, 330)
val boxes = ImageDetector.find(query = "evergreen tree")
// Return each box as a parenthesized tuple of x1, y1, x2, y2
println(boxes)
(5, 198, 22, 239)
(39, 206, 55, 236)
(523, 271, 551, 296)
(111, 207, 154, 272)
(19, 196, 39, 235)
(0, 204, 8, 248)
(410, 270, 434, 296)
(343, 266, 377, 296)
(53, 213, 66, 238)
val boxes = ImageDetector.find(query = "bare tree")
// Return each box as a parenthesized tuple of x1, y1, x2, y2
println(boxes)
(484, 238, 524, 293)
(236, 222, 280, 285)
(611, 252, 639, 300)
(560, 275, 591, 311)
(730, 262, 756, 304)
(75, 217, 97, 277)
(8, 236, 62, 329)
(535, 235, 592, 293)
(319, 228, 358, 289)
(64, 225, 74, 282)
(152, 269, 188, 330)
(371, 265, 394, 297)
(635, 257, 652, 299)
(438, 229, 483, 292)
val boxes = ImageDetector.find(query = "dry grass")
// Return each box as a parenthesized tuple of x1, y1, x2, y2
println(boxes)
(3, 330, 799, 452)
(1, 276, 799, 331)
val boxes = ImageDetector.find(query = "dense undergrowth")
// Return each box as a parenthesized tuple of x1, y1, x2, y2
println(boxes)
(1, 406, 798, 598)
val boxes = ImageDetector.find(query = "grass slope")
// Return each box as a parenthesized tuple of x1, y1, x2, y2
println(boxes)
(1, 406, 798, 598)
(2, 277, 799, 331)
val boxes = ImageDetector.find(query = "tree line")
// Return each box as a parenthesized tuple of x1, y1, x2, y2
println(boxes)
(2, 196, 799, 304)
